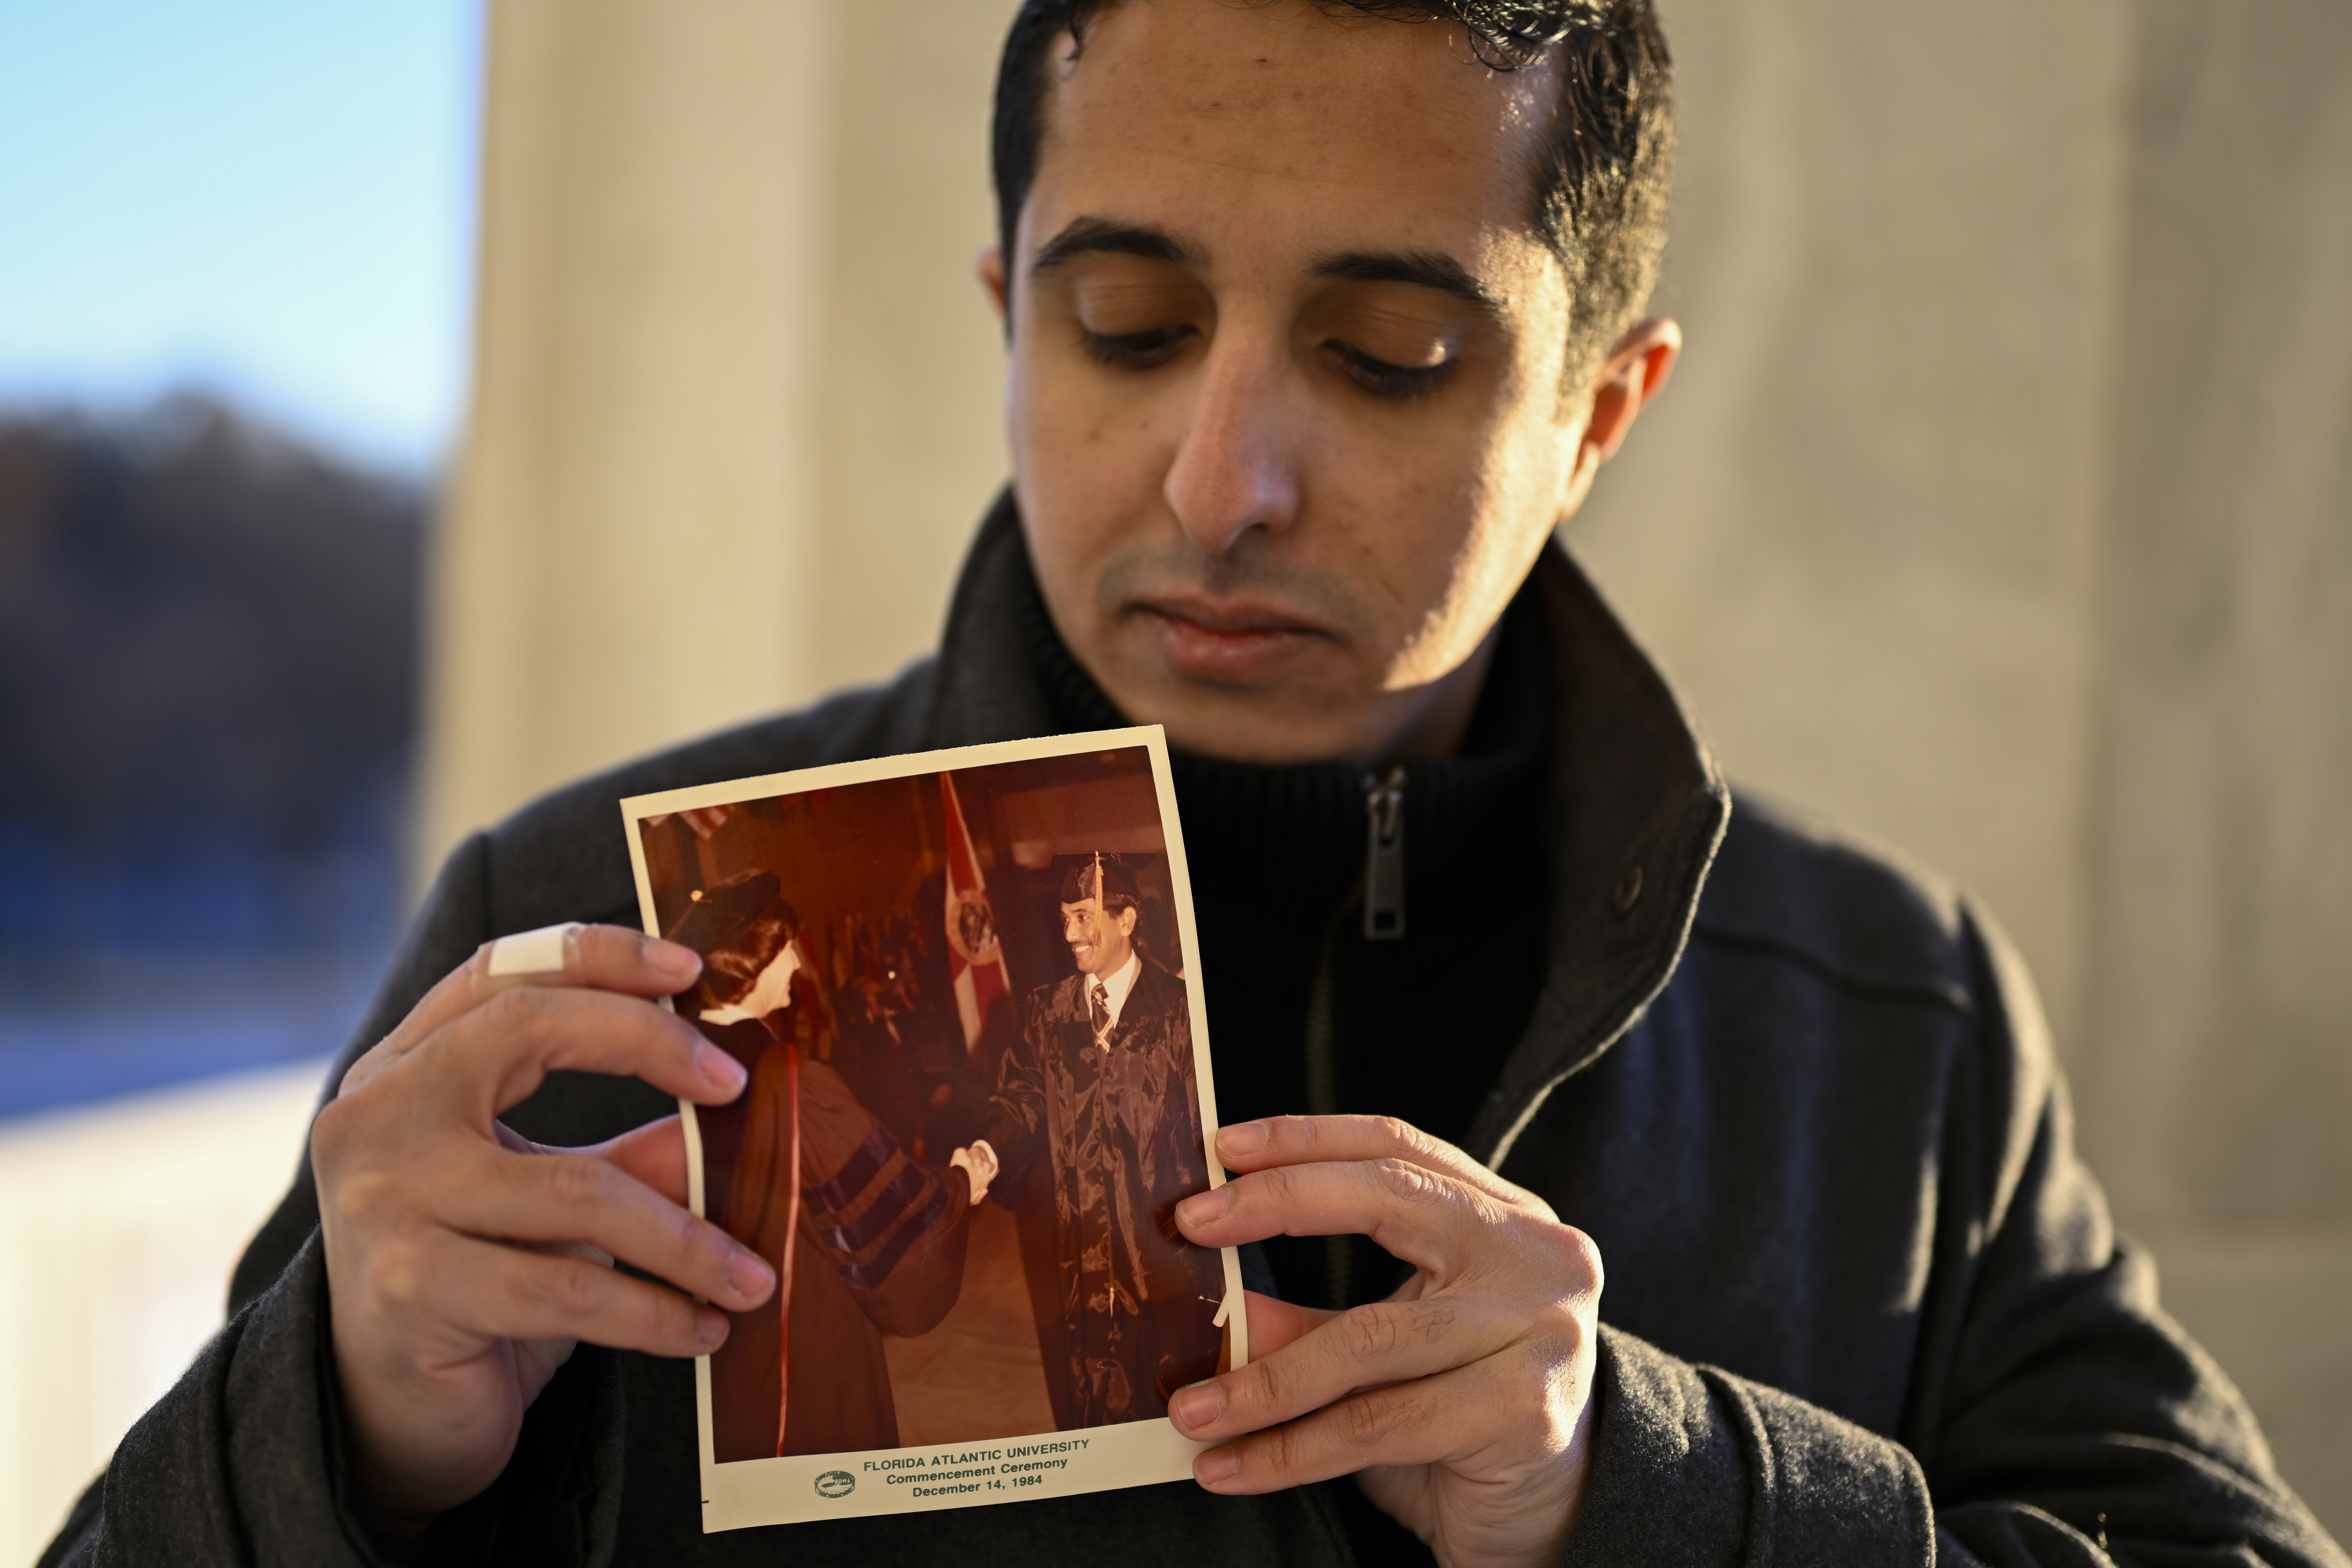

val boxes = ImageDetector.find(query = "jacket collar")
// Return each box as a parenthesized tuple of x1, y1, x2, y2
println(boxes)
(924, 493, 1066, 749)
(924, 493, 1730, 1168)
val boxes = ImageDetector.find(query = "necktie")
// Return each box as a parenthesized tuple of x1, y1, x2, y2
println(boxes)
(1089, 978, 1112, 1049)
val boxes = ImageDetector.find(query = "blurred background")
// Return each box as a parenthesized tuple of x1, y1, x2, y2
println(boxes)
(0, 0, 2344, 1557)
(0, 0, 475, 1556)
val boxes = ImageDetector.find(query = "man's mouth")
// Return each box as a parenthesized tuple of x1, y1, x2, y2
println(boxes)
(1132, 598, 1329, 682)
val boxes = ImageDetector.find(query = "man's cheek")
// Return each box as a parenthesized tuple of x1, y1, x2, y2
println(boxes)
(1040, 381, 1176, 511)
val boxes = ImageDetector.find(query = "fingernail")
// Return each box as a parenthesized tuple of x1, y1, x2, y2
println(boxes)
(648, 939, 702, 982)
(1170, 1381, 1223, 1431)
(726, 1248, 775, 1301)
(1177, 1187, 1230, 1229)
(1194, 1446, 1242, 1484)
(695, 1308, 729, 1349)
(1218, 1121, 1269, 1157)
(697, 1041, 748, 1093)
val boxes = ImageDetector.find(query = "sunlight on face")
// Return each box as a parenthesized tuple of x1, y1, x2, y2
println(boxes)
(1003, 0, 1587, 766)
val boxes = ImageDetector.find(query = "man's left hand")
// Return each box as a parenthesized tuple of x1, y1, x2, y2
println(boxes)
(1170, 1115, 1602, 1568)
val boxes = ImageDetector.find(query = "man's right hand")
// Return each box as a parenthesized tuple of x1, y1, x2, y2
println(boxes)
(312, 923, 778, 1535)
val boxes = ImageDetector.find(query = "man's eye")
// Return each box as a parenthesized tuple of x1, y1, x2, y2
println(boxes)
(1327, 341, 1453, 400)
(1079, 324, 1195, 370)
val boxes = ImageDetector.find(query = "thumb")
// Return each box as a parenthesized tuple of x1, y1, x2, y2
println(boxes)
(583, 1115, 692, 1206)
(1239, 1290, 1336, 1358)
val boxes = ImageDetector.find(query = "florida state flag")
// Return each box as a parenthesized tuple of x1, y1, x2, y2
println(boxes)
(940, 773, 1009, 1052)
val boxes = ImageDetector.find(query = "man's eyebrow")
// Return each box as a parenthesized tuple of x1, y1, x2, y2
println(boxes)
(1030, 216, 1202, 275)
(1314, 250, 1506, 322)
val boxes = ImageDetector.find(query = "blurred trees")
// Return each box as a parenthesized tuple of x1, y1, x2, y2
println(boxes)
(0, 397, 421, 952)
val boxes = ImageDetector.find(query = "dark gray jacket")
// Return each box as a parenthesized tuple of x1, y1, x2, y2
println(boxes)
(44, 503, 2348, 1566)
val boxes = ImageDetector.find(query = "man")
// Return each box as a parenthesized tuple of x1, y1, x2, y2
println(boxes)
(42, 2, 2346, 1565)
(977, 855, 1227, 1429)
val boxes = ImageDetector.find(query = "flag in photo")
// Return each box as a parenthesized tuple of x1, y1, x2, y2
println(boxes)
(940, 774, 1009, 1052)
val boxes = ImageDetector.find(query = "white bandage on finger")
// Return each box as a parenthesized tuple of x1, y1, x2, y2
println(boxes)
(487, 921, 585, 978)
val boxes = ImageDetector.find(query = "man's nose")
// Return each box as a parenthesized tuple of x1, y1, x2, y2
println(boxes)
(1161, 322, 1301, 557)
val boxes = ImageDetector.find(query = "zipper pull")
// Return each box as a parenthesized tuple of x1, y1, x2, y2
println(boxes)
(1363, 766, 1406, 941)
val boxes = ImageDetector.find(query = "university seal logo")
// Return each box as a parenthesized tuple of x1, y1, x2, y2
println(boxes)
(945, 889, 1001, 966)
(814, 1470, 855, 1499)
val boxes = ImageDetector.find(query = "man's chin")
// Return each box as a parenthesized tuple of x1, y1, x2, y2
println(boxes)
(1089, 644, 1379, 764)
(1147, 693, 1383, 767)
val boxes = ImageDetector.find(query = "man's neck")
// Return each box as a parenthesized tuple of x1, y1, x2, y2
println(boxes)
(1359, 619, 1504, 767)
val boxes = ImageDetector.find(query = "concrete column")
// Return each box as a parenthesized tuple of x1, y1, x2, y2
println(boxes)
(1569, 0, 2137, 1055)
(421, 0, 838, 870)
(804, 3, 1024, 698)
(1571, 0, 2352, 1530)
(2077, 0, 2352, 1531)
(421, 0, 1019, 874)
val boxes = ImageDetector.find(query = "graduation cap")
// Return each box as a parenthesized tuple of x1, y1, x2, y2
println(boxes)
(664, 868, 794, 958)
(1059, 851, 1141, 910)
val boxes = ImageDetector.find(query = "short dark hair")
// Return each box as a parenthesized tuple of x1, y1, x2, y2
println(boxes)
(990, 0, 1674, 387)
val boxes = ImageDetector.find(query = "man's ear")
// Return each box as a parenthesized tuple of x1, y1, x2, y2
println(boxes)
(1553, 315, 1680, 523)
(978, 247, 1009, 325)
(1115, 905, 1139, 938)
(1581, 316, 1680, 464)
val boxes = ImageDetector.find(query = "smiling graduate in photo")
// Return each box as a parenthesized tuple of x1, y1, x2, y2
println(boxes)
(977, 854, 1225, 1430)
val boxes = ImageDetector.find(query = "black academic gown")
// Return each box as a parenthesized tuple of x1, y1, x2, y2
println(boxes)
(983, 957, 1227, 1428)
(695, 1009, 972, 1461)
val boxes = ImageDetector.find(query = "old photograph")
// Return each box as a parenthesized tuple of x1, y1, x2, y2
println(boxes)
(621, 728, 1244, 1529)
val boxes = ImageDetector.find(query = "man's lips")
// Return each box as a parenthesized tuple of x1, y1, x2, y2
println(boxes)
(1132, 599, 1329, 681)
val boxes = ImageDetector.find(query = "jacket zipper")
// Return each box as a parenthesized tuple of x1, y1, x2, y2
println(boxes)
(1293, 768, 1410, 1309)
(1363, 766, 1406, 941)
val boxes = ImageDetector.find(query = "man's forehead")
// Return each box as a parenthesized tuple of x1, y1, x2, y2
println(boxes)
(1028, 0, 1561, 277)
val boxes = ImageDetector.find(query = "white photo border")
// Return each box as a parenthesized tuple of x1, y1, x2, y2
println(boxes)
(618, 724, 1249, 1532)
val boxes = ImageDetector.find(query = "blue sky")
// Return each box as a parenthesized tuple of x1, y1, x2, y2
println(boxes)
(0, 1, 479, 474)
